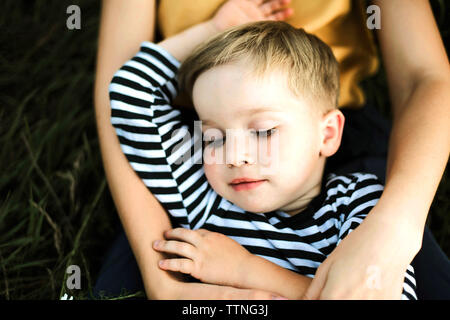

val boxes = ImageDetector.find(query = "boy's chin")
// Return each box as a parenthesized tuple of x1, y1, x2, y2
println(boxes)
(237, 201, 277, 214)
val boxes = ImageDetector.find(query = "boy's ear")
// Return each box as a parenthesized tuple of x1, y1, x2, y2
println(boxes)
(319, 109, 345, 157)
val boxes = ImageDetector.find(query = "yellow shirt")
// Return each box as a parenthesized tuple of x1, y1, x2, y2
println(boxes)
(157, 0, 379, 108)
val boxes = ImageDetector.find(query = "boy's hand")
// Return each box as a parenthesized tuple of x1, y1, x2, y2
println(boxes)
(153, 228, 252, 288)
(211, 0, 294, 32)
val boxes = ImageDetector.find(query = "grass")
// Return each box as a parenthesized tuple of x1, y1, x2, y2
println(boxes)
(0, 0, 448, 300)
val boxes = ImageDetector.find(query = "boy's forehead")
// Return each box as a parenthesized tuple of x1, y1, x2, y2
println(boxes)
(195, 64, 293, 105)
(193, 61, 316, 125)
(200, 106, 284, 126)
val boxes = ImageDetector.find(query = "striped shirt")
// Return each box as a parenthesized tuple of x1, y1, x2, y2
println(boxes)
(109, 41, 417, 300)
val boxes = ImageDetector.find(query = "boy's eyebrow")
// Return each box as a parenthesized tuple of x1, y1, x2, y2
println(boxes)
(201, 107, 282, 127)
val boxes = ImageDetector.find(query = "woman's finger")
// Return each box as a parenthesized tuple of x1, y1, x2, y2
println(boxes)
(248, 0, 265, 6)
(158, 258, 195, 275)
(302, 262, 330, 300)
(260, 0, 292, 16)
(267, 8, 293, 21)
(163, 228, 202, 246)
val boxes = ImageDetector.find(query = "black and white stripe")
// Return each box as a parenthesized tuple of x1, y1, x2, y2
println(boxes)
(109, 41, 417, 300)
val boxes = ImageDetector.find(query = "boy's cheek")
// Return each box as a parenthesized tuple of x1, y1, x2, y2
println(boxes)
(203, 164, 223, 190)
(257, 136, 281, 176)
(203, 145, 225, 165)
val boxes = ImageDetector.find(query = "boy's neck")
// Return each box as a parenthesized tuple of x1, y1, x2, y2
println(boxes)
(282, 182, 322, 216)
(280, 163, 326, 217)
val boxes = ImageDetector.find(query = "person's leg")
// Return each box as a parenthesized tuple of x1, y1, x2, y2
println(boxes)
(91, 227, 146, 299)
(326, 104, 450, 299)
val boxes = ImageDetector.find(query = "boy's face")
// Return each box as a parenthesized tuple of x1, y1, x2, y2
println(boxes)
(192, 60, 333, 214)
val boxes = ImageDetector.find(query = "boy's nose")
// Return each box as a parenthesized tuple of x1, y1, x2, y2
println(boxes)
(227, 158, 254, 168)
(226, 148, 256, 168)
(225, 130, 257, 168)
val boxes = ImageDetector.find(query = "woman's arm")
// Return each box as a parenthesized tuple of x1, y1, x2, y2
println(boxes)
(94, 0, 181, 299)
(303, 0, 449, 299)
(375, 0, 450, 236)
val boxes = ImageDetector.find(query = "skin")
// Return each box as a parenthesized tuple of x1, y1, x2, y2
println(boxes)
(95, 0, 450, 299)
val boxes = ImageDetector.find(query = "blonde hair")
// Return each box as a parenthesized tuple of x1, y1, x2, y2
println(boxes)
(178, 21, 340, 110)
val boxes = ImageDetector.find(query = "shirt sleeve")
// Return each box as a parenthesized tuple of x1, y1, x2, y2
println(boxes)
(336, 173, 384, 241)
(335, 173, 418, 300)
(108, 42, 209, 229)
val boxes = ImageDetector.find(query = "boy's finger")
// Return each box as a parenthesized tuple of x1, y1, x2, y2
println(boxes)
(195, 228, 211, 236)
(164, 228, 202, 246)
(158, 258, 195, 275)
(153, 240, 197, 260)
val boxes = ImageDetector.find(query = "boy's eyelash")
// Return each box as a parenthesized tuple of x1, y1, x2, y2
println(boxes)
(251, 128, 277, 137)
(203, 128, 276, 148)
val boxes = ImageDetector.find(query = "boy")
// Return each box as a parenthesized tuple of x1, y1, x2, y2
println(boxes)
(109, 20, 416, 299)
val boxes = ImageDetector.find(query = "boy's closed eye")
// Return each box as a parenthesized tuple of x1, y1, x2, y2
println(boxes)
(250, 128, 277, 137)
(203, 128, 278, 148)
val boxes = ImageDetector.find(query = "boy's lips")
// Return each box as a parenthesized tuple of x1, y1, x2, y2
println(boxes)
(229, 178, 267, 191)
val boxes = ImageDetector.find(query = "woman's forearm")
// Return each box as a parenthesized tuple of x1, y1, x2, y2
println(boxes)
(379, 75, 450, 238)
(374, 0, 450, 252)
(95, 0, 183, 299)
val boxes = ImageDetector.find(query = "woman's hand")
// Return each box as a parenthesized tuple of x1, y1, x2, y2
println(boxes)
(303, 204, 420, 299)
(158, 0, 293, 64)
(153, 228, 253, 288)
(211, 0, 294, 32)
